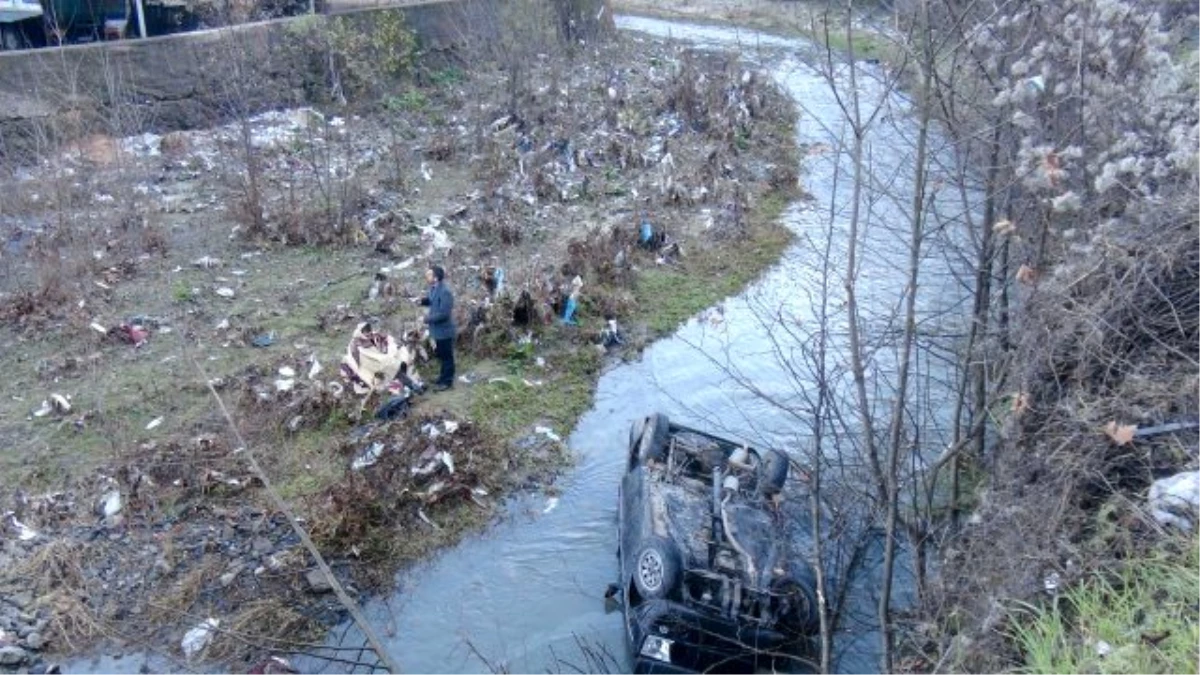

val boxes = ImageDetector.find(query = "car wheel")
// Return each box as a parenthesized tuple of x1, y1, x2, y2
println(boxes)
(628, 417, 646, 454)
(773, 562, 819, 634)
(632, 537, 679, 600)
(757, 448, 789, 496)
(638, 413, 670, 464)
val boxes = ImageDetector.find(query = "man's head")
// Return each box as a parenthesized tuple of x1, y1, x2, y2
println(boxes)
(426, 265, 445, 285)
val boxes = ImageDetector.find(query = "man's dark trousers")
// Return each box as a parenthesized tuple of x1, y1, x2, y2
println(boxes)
(435, 337, 455, 386)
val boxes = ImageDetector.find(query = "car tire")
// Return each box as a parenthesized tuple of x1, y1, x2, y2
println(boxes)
(773, 562, 820, 634)
(757, 448, 789, 496)
(638, 413, 670, 464)
(628, 417, 647, 454)
(632, 537, 680, 600)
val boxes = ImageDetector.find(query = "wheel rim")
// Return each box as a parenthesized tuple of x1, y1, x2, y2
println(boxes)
(638, 549, 664, 592)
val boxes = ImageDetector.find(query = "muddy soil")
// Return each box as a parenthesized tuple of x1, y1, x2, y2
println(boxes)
(0, 29, 798, 673)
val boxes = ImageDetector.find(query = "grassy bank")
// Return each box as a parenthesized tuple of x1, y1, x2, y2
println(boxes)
(1008, 536, 1199, 674)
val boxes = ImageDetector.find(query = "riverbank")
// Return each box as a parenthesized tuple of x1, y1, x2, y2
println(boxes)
(0, 21, 800, 672)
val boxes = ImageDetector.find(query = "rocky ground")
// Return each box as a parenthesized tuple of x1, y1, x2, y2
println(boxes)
(0, 27, 799, 673)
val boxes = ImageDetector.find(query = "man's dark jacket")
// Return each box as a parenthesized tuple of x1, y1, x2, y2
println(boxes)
(421, 282, 456, 340)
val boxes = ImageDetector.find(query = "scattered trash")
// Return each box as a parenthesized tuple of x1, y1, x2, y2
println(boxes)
(215, 287, 236, 299)
(146, 416, 163, 430)
(99, 490, 122, 518)
(1134, 420, 1200, 438)
(275, 378, 295, 393)
(1095, 640, 1112, 658)
(50, 394, 71, 414)
(31, 400, 52, 418)
(1043, 571, 1060, 595)
(375, 396, 410, 421)
(216, 318, 231, 331)
(535, 357, 546, 368)
(600, 317, 625, 348)
(522, 379, 544, 387)
(351, 442, 386, 471)
(307, 356, 322, 379)
(4, 512, 38, 541)
(90, 322, 108, 335)
(251, 333, 276, 348)
(1148, 470, 1199, 531)
(443, 420, 460, 434)
(340, 322, 420, 395)
(193, 255, 222, 269)
(181, 618, 220, 659)
(278, 366, 296, 379)
(534, 425, 562, 443)
(543, 496, 560, 514)
(111, 323, 150, 347)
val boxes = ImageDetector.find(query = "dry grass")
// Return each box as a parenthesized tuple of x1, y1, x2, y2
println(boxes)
(2, 540, 107, 651)
(207, 598, 322, 663)
(929, 199, 1200, 672)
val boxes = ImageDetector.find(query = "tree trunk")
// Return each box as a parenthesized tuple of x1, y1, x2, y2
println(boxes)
(553, 0, 613, 43)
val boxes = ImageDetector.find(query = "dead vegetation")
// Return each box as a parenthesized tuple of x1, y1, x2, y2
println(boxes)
(925, 117, 1200, 675)
(0, 9, 800, 671)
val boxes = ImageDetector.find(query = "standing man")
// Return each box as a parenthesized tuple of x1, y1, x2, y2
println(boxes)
(419, 265, 456, 390)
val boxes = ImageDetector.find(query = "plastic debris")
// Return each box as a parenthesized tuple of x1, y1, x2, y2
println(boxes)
(275, 379, 295, 393)
(181, 618, 219, 659)
(31, 400, 52, 418)
(90, 322, 109, 335)
(251, 333, 275, 348)
(278, 366, 296, 379)
(215, 287, 235, 299)
(1148, 470, 1199, 531)
(543, 496, 560, 514)
(561, 295, 578, 325)
(99, 490, 122, 517)
(112, 323, 150, 347)
(50, 394, 71, 414)
(340, 323, 420, 395)
(443, 420, 460, 434)
(600, 317, 625, 348)
(534, 425, 562, 443)
(375, 396, 410, 421)
(308, 356, 322, 380)
(351, 442, 385, 471)
(4, 512, 38, 541)
(146, 416, 163, 430)
(193, 255, 222, 269)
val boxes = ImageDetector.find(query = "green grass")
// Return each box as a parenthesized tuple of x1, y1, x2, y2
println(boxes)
(633, 190, 794, 337)
(1008, 537, 1200, 674)
(467, 344, 600, 438)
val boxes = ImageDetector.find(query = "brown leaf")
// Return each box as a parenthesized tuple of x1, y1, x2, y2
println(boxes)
(1016, 264, 1038, 285)
(1103, 421, 1137, 446)
(1012, 392, 1031, 416)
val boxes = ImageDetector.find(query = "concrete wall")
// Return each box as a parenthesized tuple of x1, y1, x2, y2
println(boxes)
(0, 0, 500, 161)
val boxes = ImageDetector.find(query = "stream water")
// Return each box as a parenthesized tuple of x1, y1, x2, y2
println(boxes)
(65, 14, 977, 675)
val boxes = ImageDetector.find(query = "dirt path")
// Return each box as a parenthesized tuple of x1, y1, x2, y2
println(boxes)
(0, 27, 800, 673)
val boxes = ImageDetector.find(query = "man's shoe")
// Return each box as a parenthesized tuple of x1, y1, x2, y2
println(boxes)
(433, 382, 453, 392)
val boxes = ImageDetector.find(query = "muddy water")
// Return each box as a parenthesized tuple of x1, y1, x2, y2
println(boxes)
(64, 16, 974, 675)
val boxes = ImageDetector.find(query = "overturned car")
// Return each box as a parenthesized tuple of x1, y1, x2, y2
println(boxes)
(618, 414, 825, 673)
